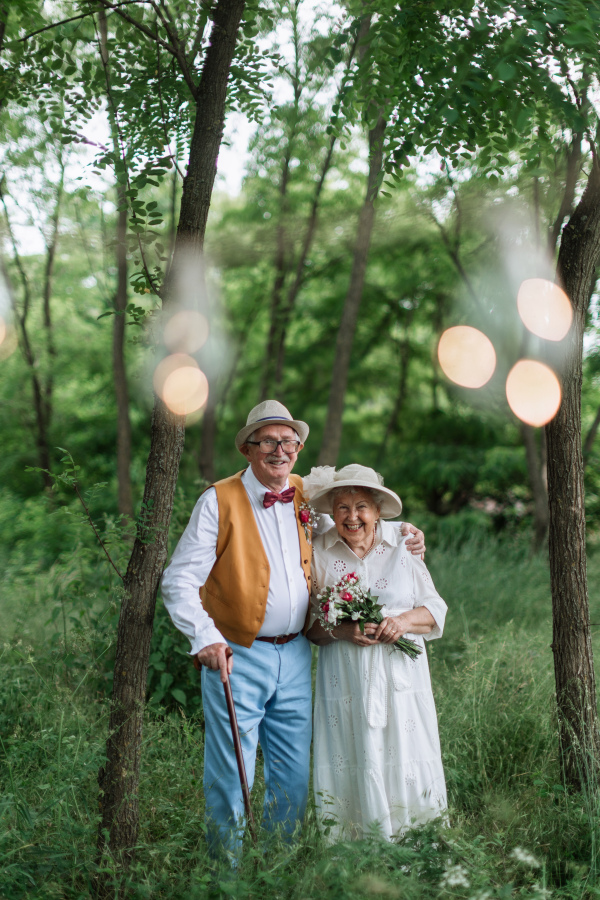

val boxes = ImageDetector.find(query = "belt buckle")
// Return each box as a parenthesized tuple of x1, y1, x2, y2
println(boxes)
(274, 634, 286, 644)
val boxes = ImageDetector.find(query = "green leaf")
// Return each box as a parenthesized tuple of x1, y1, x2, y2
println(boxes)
(495, 61, 517, 82)
(171, 688, 187, 705)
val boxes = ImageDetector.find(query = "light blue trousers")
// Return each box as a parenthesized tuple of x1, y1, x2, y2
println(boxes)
(201, 634, 312, 857)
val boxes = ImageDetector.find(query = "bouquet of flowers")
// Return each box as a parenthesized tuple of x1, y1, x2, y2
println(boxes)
(317, 572, 422, 660)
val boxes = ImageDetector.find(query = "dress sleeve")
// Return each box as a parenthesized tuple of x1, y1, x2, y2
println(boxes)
(409, 552, 447, 640)
(160, 487, 226, 655)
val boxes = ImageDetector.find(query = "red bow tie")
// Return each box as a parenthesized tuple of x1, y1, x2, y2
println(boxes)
(263, 486, 296, 508)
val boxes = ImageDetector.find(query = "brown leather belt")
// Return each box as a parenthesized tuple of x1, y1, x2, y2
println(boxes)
(255, 632, 299, 645)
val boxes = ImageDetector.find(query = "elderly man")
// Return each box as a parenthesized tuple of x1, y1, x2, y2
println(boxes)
(161, 400, 424, 857)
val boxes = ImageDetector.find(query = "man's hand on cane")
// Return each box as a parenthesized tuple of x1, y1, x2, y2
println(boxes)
(197, 642, 233, 683)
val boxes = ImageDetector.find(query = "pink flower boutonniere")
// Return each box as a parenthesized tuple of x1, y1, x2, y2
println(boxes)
(298, 500, 320, 544)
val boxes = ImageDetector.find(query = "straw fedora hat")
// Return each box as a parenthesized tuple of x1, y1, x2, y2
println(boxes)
(235, 400, 310, 451)
(307, 464, 402, 518)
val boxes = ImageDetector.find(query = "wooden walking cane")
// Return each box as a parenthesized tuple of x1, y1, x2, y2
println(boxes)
(222, 671, 258, 847)
(194, 652, 257, 846)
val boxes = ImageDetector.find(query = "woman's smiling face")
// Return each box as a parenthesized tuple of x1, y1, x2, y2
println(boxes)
(332, 489, 379, 550)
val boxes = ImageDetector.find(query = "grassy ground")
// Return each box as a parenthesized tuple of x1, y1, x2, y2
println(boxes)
(2, 532, 600, 899)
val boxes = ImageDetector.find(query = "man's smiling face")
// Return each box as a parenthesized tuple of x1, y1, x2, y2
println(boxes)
(241, 424, 303, 491)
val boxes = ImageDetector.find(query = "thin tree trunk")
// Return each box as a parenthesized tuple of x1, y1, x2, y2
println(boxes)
(546, 152, 600, 791)
(549, 136, 582, 254)
(520, 423, 549, 553)
(0, 2, 7, 55)
(259, 151, 292, 400)
(273, 130, 336, 398)
(519, 140, 582, 552)
(113, 200, 133, 518)
(317, 114, 386, 466)
(583, 403, 600, 464)
(198, 383, 218, 482)
(259, 6, 302, 401)
(272, 30, 362, 398)
(42, 163, 63, 433)
(378, 311, 414, 463)
(0, 187, 53, 490)
(96, 0, 246, 875)
(98, 8, 134, 520)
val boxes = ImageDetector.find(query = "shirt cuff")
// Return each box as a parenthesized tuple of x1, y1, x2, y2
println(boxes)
(189, 625, 227, 657)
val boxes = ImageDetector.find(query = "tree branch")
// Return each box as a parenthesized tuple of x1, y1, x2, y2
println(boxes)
(146, 0, 197, 96)
(155, 41, 185, 179)
(94, 8, 163, 299)
(21, 1, 147, 41)
(549, 133, 583, 255)
(73, 481, 124, 580)
(583, 403, 600, 464)
(92, 0, 182, 67)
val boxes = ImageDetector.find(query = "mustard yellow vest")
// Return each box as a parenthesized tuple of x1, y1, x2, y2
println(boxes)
(200, 470, 312, 647)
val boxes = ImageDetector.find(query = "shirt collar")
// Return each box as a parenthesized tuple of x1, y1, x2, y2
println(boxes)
(243, 465, 290, 502)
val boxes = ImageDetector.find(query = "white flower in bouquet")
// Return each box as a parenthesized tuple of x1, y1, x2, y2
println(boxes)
(317, 572, 422, 660)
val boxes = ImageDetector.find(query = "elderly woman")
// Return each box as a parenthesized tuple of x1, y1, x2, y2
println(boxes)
(305, 464, 447, 842)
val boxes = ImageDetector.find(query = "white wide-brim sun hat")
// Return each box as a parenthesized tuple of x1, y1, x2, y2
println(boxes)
(235, 400, 310, 451)
(305, 464, 402, 519)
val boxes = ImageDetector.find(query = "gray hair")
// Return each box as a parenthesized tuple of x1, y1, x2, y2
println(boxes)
(331, 485, 384, 510)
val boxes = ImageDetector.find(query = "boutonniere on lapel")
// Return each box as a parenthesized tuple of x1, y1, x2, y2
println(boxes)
(298, 501, 320, 544)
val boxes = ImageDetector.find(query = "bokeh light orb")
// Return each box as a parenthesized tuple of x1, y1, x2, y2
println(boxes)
(163, 366, 208, 416)
(517, 278, 572, 341)
(437, 326, 496, 388)
(153, 352, 208, 415)
(506, 360, 561, 427)
(164, 310, 209, 354)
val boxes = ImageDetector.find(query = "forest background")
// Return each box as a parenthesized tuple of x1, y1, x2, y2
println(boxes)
(2, 0, 600, 898)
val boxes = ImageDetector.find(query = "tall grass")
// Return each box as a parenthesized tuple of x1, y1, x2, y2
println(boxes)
(2, 533, 600, 898)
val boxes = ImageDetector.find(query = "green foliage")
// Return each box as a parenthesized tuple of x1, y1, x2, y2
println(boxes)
(1, 535, 600, 897)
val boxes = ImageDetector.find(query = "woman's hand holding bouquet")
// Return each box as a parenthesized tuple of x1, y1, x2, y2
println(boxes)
(317, 573, 422, 659)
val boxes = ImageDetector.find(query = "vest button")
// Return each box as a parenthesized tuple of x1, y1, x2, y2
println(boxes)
(304, 560, 308, 564)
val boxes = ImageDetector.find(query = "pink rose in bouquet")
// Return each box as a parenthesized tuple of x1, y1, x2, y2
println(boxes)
(316, 573, 422, 660)
(300, 509, 311, 524)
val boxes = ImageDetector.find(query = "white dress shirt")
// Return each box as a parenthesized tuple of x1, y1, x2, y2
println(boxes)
(161, 467, 311, 655)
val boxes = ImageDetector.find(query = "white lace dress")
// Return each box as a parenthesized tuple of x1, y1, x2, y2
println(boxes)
(311, 521, 448, 842)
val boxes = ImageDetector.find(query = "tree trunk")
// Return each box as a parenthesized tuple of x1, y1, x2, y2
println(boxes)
(96, 0, 246, 874)
(113, 200, 133, 518)
(273, 131, 336, 398)
(41, 162, 63, 435)
(583, 402, 600, 464)
(0, 2, 8, 58)
(259, 9, 301, 402)
(271, 30, 362, 399)
(259, 150, 291, 401)
(378, 310, 414, 463)
(520, 422, 549, 553)
(317, 115, 386, 466)
(546, 153, 600, 791)
(198, 382, 218, 482)
(0, 188, 53, 490)
(98, 8, 134, 520)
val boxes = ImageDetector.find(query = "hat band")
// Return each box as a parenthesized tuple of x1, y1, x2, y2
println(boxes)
(254, 416, 292, 423)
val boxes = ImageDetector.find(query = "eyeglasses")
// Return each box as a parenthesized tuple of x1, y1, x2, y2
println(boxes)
(246, 439, 301, 453)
